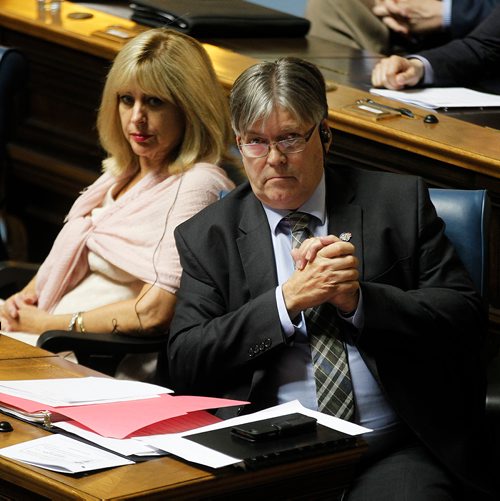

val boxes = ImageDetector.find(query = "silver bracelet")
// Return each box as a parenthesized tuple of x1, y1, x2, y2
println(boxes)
(68, 312, 78, 331)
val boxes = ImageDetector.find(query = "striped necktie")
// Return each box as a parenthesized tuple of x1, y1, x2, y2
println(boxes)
(285, 211, 355, 420)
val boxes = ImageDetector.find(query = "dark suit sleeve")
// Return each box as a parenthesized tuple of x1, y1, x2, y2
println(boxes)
(419, 5, 500, 89)
(357, 177, 484, 352)
(351, 176, 487, 488)
(450, 0, 500, 37)
(168, 216, 286, 397)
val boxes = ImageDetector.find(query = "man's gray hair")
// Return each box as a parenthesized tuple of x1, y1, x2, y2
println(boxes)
(230, 57, 328, 135)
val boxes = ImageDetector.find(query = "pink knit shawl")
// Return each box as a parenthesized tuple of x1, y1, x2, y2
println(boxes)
(35, 162, 234, 312)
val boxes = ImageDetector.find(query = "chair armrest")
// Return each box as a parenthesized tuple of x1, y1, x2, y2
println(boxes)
(37, 330, 167, 356)
(487, 355, 500, 418)
(38, 330, 168, 377)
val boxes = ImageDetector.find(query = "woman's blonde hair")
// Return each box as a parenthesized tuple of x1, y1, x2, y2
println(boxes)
(97, 28, 233, 176)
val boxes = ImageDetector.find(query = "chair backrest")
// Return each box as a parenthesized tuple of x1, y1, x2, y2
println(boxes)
(0, 46, 28, 156)
(0, 46, 28, 260)
(429, 188, 490, 299)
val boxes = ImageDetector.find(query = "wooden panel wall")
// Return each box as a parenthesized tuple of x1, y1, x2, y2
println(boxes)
(2, 29, 105, 261)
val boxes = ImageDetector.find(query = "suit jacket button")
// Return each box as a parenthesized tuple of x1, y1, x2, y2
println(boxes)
(265, 338, 272, 348)
(248, 347, 254, 357)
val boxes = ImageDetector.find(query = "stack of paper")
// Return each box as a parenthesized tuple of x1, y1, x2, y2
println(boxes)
(0, 434, 135, 474)
(136, 400, 372, 469)
(0, 376, 247, 473)
(0, 377, 245, 438)
(0, 379, 372, 475)
(370, 87, 500, 109)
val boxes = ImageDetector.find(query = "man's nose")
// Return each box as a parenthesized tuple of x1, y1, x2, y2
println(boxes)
(267, 143, 286, 164)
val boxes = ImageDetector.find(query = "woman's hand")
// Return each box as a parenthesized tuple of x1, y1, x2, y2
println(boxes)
(1, 290, 40, 331)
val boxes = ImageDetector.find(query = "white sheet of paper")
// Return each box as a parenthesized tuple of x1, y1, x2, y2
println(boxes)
(0, 377, 173, 406)
(55, 422, 164, 457)
(370, 87, 500, 109)
(138, 400, 371, 469)
(0, 434, 134, 473)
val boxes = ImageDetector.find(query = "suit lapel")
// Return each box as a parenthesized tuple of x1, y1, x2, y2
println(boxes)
(236, 194, 278, 297)
(326, 168, 364, 279)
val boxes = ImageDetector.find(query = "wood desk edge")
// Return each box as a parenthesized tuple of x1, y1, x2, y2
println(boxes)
(0, 353, 367, 500)
(0, 0, 498, 178)
(328, 85, 500, 176)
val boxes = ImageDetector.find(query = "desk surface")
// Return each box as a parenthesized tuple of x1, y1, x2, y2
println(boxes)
(0, 334, 54, 360)
(1, 0, 498, 180)
(0, 339, 365, 500)
(83, 0, 500, 127)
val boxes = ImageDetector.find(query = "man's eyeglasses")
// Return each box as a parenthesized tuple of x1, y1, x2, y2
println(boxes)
(238, 123, 318, 159)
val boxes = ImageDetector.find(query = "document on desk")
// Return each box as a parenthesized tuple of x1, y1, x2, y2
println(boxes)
(54, 410, 223, 457)
(0, 434, 134, 473)
(54, 421, 165, 457)
(0, 377, 172, 406)
(0, 377, 247, 438)
(370, 87, 500, 109)
(138, 400, 372, 469)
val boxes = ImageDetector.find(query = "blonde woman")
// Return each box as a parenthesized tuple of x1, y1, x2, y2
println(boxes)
(0, 28, 235, 379)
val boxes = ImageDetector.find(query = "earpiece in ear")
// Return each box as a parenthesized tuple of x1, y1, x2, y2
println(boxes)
(320, 126, 331, 143)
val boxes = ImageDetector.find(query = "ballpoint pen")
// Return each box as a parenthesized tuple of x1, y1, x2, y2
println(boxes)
(357, 98, 415, 118)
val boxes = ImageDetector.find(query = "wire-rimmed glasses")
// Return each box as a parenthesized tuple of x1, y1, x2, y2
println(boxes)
(238, 123, 318, 158)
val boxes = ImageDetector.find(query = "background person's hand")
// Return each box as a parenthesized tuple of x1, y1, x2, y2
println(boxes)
(373, 0, 411, 35)
(371, 55, 424, 89)
(373, 0, 444, 35)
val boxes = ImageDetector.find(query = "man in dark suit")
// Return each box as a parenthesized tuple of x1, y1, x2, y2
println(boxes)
(169, 57, 492, 499)
(371, 4, 500, 93)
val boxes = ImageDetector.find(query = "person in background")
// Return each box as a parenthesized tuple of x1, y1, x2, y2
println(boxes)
(168, 56, 492, 499)
(0, 28, 235, 381)
(306, 0, 499, 54)
(371, 4, 500, 93)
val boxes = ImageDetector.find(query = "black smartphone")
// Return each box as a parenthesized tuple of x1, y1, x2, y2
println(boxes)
(231, 413, 317, 442)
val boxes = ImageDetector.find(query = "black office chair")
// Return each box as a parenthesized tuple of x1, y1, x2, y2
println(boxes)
(429, 188, 500, 486)
(38, 329, 168, 379)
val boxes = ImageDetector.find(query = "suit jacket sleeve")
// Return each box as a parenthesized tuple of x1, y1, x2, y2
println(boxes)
(352, 175, 484, 353)
(419, 4, 500, 90)
(168, 193, 287, 398)
(450, 0, 500, 37)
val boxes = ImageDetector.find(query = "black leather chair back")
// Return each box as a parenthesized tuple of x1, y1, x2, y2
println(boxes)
(0, 46, 28, 173)
(0, 46, 28, 260)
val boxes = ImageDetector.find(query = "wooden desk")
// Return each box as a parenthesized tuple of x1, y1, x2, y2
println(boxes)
(0, 343, 365, 500)
(0, 333, 55, 360)
(1, 0, 500, 342)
